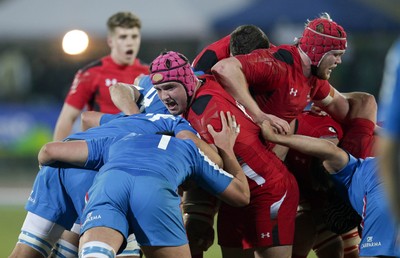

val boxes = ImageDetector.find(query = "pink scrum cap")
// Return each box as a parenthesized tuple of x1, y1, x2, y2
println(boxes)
(150, 51, 197, 97)
(298, 15, 347, 67)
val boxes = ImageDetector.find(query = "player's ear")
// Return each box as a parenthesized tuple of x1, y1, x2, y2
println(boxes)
(107, 36, 113, 48)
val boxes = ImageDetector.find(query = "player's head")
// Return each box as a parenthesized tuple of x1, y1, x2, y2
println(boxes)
(107, 12, 142, 34)
(298, 13, 347, 75)
(150, 51, 198, 115)
(230, 25, 270, 56)
(107, 12, 142, 65)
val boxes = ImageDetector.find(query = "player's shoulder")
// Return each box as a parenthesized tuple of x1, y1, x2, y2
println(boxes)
(132, 58, 150, 71)
(269, 45, 298, 65)
(78, 57, 106, 74)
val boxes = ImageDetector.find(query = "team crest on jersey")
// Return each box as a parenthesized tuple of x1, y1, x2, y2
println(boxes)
(105, 78, 117, 87)
(328, 127, 337, 133)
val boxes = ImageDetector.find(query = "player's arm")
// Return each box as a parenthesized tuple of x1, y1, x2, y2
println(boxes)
(212, 57, 289, 134)
(80, 111, 104, 131)
(314, 86, 350, 124)
(109, 83, 141, 115)
(38, 140, 88, 167)
(176, 130, 223, 168)
(260, 120, 349, 173)
(208, 111, 250, 207)
(53, 103, 82, 141)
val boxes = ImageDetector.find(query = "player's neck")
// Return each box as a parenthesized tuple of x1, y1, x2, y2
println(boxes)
(188, 80, 202, 108)
(297, 47, 312, 78)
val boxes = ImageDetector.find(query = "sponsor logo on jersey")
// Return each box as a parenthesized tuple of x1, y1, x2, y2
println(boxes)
(105, 78, 118, 87)
(82, 212, 102, 227)
(289, 87, 298, 96)
(28, 190, 36, 203)
(361, 236, 382, 249)
(260, 232, 270, 239)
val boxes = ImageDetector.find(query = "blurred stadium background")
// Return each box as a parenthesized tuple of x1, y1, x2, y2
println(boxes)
(0, 0, 399, 256)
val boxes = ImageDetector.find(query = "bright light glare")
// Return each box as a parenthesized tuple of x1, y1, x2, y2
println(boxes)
(62, 30, 89, 55)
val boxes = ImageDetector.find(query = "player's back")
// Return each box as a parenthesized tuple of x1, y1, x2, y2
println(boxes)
(66, 113, 195, 141)
(96, 133, 232, 195)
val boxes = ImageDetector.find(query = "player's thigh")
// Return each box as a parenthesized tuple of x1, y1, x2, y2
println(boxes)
(26, 166, 78, 229)
(129, 176, 187, 247)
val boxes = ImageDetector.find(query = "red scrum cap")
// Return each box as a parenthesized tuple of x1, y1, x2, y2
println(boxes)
(150, 51, 197, 97)
(298, 13, 347, 67)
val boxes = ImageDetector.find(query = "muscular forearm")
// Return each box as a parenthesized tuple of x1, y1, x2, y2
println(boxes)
(212, 58, 263, 121)
(53, 124, 72, 141)
(219, 147, 250, 206)
(275, 134, 337, 161)
(53, 104, 81, 141)
(81, 111, 103, 131)
(109, 83, 140, 115)
(262, 123, 347, 173)
(220, 148, 245, 183)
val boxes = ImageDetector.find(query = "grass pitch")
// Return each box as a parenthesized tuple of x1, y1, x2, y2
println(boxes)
(0, 205, 316, 258)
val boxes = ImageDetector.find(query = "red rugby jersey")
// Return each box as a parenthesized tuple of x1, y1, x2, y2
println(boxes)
(65, 55, 149, 114)
(192, 35, 231, 74)
(236, 45, 331, 122)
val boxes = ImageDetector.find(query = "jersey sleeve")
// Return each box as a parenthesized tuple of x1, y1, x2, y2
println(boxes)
(192, 35, 231, 74)
(330, 152, 358, 202)
(64, 69, 98, 110)
(173, 117, 198, 136)
(191, 145, 233, 195)
(85, 136, 115, 170)
(310, 79, 331, 101)
(235, 50, 280, 91)
(99, 112, 126, 125)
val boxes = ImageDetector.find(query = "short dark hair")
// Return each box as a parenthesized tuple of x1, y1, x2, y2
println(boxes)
(107, 12, 142, 34)
(229, 25, 270, 56)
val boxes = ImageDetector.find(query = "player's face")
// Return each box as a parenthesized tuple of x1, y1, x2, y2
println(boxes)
(154, 82, 188, 115)
(108, 27, 141, 66)
(316, 50, 345, 80)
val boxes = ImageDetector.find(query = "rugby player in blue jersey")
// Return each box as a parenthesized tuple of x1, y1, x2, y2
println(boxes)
(37, 111, 249, 258)
(9, 113, 220, 258)
(379, 36, 400, 225)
